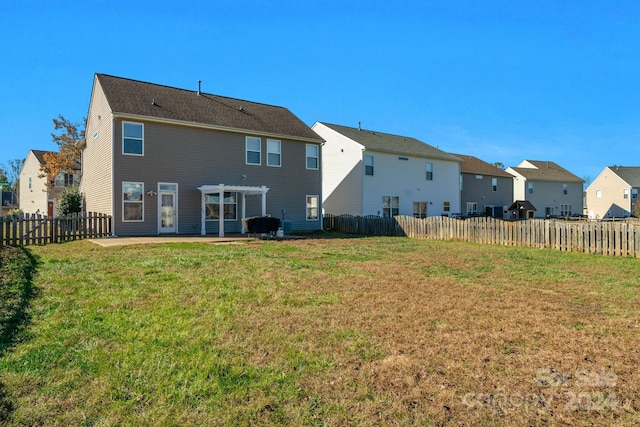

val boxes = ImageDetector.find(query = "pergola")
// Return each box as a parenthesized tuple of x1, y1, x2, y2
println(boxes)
(197, 184, 270, 237)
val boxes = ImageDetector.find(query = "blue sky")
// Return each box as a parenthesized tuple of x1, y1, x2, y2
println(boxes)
(1, 1, 639, 184)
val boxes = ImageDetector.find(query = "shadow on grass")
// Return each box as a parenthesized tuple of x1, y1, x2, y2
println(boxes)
(0, 246, 39, 423)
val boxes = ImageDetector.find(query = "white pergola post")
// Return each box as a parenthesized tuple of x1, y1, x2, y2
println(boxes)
(200, 190, 207, 236)
(241, 193, 247, 233)
(197, 184, 270, 238)
(218, 184, 225, 237)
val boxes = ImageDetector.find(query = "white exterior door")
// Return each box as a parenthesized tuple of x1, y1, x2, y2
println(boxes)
(158, 183, 178, 233)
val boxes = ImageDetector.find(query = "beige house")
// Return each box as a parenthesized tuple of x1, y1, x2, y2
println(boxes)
(506, 160, 583, 218)
(585, 166, 640, 219)
(18, 149, 79, 216)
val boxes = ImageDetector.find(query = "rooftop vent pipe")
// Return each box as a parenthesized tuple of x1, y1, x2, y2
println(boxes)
(197, 80, 202, 96)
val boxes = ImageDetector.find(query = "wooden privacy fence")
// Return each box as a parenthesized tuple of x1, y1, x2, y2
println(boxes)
(323, 214, 640, 258)
(1, 212, 112, 247)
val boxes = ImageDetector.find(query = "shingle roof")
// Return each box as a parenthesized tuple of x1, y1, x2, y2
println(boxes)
(96, 74, 322, 142)
(608, 166, 640, 186)
(30, 150, 54, 164)
(319, 122, 461, 162)
(452, 153, 514, 177)
(509, 160, 583, 183)
(507, 200, 537, 211)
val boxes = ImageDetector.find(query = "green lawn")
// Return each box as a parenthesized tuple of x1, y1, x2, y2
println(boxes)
(1, 236, 639, 426)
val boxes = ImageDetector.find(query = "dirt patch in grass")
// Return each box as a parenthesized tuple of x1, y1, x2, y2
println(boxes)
(237, 239, 640, 425)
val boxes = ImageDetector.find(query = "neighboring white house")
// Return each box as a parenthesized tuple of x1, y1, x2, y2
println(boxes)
(585, 166, 640, 218)
(19, 149, 79, 216)
(506, 160, 583, 218)
(313, 122, 462, 217)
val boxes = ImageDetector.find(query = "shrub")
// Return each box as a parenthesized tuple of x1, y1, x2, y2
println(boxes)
(57, 187, 82, 217)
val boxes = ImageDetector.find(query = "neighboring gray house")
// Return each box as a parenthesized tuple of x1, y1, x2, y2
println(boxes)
(506, 160, 583, 218)
(313, 122, 462, 217)
(585, 166, 640, 219)
(454, 154, 514, 218)
(80, 74, 324, 236)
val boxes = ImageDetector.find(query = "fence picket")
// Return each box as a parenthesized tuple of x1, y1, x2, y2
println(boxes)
(0, 212, 112, 247)
(323, 214, 640, 258)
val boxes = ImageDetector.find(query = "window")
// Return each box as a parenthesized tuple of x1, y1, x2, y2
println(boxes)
(459, 175, 463, 191)
(123, 182, 144, 221)
(413, 201, 427, 218)
(426, 162, 433, 180)
(545, 207, 554, 218)
(624, 189, 630, 199)
(466, 202, 478, 215)
(443, 201, 450, 212)
(28, 176, 32, 190)
(267, 139, 281, 167)
(528, 182, 534, 194)
(560, 204, 571, 216)
(562, 184, 568, 195)
(246, 137, 261, 165)
(306, 144, 319, 169)
(306, 195, 319, 220)
(596, 190, 602, 198)
(364, 155, 374, 176)
(205, 192, 237, 220)
(475, 175, 483, 180)
(382, 196, 399, 217)
(123, 122, 143, 155)
(492, 178, 497, 192)
(633, 189, 638, 199)
(55, 173, 74, 187)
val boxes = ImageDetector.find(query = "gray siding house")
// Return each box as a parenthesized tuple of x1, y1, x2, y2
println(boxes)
(506, 160, 583, 218)
(80, 74, 324, 236)
(454, 154, 514, 218)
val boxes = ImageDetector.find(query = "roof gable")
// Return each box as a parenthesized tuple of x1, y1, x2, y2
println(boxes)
(95, 74, 322, 142)
(508, 160, 583, 183)
(453, 153, 514, 178)
(30, 150, 54, 165)
(608, 166, 640, 186)
(318, 122, 461, 162)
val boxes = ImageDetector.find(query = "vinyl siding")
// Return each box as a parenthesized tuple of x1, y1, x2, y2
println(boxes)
(460, 173, 514, 216)
(585, 168, 632, 218)
(361, 152, 460, 217)
(313, 122, 364, 215)
(111, 119, 322, 235)
(81, 78, 114, 216)
(18, 151, 49, 214)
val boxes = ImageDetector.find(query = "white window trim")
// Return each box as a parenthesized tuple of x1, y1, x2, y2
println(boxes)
(266, 139, 281, 167)
(466, 202, 478, 215)
(492, 177, 497, 192)
(246, 136, 261, 165)
(426, 162, 433, 181)
(122, 181, 144, 222)
(306, 194, 319, 220)
(306, 144, 319, 170)
(205, 192, 238, 221)
(382, 195, 400, 218)
(157, 182, 179, 233)
(364, 155, 374, 176)
(122, 121, 144, 156)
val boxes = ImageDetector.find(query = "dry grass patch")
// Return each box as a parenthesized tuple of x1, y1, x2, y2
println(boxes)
(0, 237, 639, 425)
